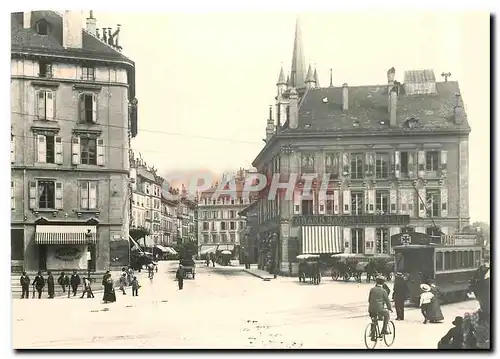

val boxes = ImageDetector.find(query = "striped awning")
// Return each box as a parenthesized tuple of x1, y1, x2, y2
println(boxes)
(217, 244, 235, 251)
(199, 246, 217, 255)
(35, 225, 97, 245)
(301, 226, 343, 254)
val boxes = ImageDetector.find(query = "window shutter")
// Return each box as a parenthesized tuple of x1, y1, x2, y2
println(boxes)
(79, 94, 86, 123)
(45, 91, 54, 120)
(418, 150, 426, 178)
(440, 150, 447, 172)
(342, 189, 351, 214)
(343, 227, 351, 253)
(54, 136, 63, 164)
(368, 189, 375, 213)
(55, 181, 64, 209)
(91, 94, 98, 123)
(399, 189, 406, 214)
(418, 188, 426, 217)
(342, 152, 350, 175)
(29, 181, 37, 209)
(72, 137, 81, 164)
(89, 181, 98, 209)
(394, 151, 400, 178)
(80, 181, 89, 209)
(293, 190, 301, 215)
(97, 139, 105, 166)
(318, 191, 325, 215)
(389, 227, 400, 254)
(389, 187, 397, 214)
(333, 190, 340, 214)
(37, 91, 46, 119)
(11, 181, 15, 210)
(440, 182, 448, 217)
(407, 152, 415, 178)
(36, 134, 47, 163)
(11, 135, 15, 163)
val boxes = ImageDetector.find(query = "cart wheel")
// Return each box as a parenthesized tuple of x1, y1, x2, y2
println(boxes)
(343, 272, 351, 282)
(193, 273, 195, 279)
(331, 270, 340, 281)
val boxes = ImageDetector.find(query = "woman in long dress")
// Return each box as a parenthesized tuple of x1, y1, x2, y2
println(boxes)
(427, 279, 444, 323)
(102, 271, 116, 303)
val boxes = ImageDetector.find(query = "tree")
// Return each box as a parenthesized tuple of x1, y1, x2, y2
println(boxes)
(129, 226, 151, 242)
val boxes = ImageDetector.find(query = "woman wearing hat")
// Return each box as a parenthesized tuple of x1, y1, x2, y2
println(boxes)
(419, 283, 434, 324)
(438, 316, 464, 349)
(426, 279, 444, 323)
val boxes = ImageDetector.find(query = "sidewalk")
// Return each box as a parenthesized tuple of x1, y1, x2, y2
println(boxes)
(240, 265, 276, 281)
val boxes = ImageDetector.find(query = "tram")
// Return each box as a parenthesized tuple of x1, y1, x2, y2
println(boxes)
(392, 231, 482, 306)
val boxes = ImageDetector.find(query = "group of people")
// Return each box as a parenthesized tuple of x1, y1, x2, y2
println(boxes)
(419, 280, 444, 324)
(19, 270, 93, 299)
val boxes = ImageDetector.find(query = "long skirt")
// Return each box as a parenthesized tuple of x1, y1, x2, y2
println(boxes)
(427, 298, 444, 322)
(103, 285, 116, 303)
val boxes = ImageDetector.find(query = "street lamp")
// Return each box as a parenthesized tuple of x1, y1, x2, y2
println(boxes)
(270, 233, 278, 279)
(85, 229, 93, 281)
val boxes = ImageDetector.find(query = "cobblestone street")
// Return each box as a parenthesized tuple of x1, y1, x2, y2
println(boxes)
(12, 261, 479, 349)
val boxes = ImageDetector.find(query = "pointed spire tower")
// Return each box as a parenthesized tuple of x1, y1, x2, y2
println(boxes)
(314, 66, 320, 87)
(290, 17, 306, 89)
(305, 64, 315, 89)
(276, 64, 287, 95)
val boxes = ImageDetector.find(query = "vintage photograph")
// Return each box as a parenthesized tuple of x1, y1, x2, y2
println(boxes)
(10, 9, 490, 349)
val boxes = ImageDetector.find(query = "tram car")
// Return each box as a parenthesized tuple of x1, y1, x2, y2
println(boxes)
(392, 231, 482, 306)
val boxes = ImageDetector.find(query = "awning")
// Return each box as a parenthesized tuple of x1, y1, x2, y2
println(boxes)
(35, 225, 97, 245)
(155, 245, 169, 252)
(301, 226, 342, 254)
(199, 246, 217, 255)
(166, 247, 178, 255)
(217, 244, 235, 251)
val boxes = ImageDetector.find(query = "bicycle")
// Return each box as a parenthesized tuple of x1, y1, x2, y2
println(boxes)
(364, 313, 396, 349)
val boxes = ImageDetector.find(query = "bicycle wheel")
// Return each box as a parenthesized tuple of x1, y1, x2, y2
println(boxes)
(364, 323, 378, 349)
(383, 320, 396, 347)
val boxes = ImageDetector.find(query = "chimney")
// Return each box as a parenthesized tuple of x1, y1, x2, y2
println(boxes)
(389, 87, 398, 127)
(387, 67, 396, 86)
(102, 28, 108, 43)
(454, 92, 463, 124)
(86, 10, 97, 36)
(288, 88, 299, 129)
(342, 83, 348, 112)
(62, 10, 83, 49)
(23, 12, 31, 29)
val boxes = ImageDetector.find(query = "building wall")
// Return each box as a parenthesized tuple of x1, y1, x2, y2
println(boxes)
(11, 59, 130, 271)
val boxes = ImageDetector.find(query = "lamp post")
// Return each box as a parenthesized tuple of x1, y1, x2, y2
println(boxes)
(271, 233, 278, 279)
(85, 229, 93, 281)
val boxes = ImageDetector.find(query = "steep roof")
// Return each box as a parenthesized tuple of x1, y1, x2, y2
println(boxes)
(285, 80, 470, 133)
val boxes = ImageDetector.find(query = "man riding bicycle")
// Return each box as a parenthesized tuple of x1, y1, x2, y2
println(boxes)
(368, 275, 393, 337)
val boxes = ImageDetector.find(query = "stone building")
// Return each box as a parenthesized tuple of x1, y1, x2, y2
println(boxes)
(251, 19, 471, 275)
(161, 190, 179, 246)
(238, 200, 259, 264)
(11, 11, 138, 272)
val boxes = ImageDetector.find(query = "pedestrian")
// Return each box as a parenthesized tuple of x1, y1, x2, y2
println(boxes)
(428, 279, 444, 323)
(70, 270, 81, 297)
(420, 283, 434, 324)
(127, 266, 134, 285)
(206, 255, 210, 267)
(32, 271, 45, 299)
(102, 271, 116, 303)
(46, 271, 55, 299)
(81, 276, 94, 298)
(393, 272, 409, 320)
(176, 264, 185, 290)
(438, 316, 464, 349)
(57, 272, 69, 293)
(147, 262, 155, 280)
(119, 273, 127, 295)
(19, 272, 30, 299)
(131, 276, 140, 296)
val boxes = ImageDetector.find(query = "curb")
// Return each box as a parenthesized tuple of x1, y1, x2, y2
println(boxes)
(242, 269, 275, 281)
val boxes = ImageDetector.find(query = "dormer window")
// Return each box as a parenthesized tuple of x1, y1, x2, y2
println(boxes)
(38, 60, 52, 78)
(36, 20, 49, 35)
(405, 117, 419, 128)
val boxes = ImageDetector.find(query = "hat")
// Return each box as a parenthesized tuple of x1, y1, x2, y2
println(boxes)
(376, 275, 386, 281)
(452, 316, 463, 326)
(420, 283, 431, 292)
(396, 272, 403, 277)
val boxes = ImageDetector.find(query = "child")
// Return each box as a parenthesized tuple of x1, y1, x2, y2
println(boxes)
(131, 276, 140, 296)
(119, 273, 127, 295)
(420, 283, 434, 324)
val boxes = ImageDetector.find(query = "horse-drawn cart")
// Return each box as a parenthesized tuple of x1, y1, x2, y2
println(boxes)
(297, 254, 321, 285)
(330, 254, 394, 283)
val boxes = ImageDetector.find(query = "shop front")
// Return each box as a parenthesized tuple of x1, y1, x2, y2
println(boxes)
(35, 225, 97, 271)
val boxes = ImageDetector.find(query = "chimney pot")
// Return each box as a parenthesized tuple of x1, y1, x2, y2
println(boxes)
(86, 11, 97, 36)
(387, 67, 396, 83)
(342, 84, 348, 112)
(454, 92, 463, 124)
(23, 12, 31, 29)
(389, 89, 398, 127)
(62, 11, 83, 49)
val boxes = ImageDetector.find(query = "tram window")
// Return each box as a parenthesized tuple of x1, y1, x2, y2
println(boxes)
(435, 252, 443, 271)
(444, 252, 451, 270)
(474, 251, 481, 266)
(468, 251, 474, 268)
(457, 251, 463, 268)
(451, 251, 458, 269)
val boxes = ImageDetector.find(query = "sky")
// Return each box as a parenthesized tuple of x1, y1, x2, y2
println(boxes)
(88, 11, 489, 223)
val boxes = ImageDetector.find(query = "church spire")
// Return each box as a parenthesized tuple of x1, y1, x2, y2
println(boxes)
(290, 17, 306, 89)
(276, 64, 286, 85)
(314, 67, 319, 87)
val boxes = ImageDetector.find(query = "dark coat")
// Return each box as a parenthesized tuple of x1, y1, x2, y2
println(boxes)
(20, 275, 30, 287)
(393, 277, 409, 300)
(176, 267, 185, 280)
(32, 275, 45, 288)
(369, 285, 392, 313)
(58, 274, 69, 286)
(47, 275, 55, 290)
(70, 274, 81, 287)
(439, 326, 463, 349)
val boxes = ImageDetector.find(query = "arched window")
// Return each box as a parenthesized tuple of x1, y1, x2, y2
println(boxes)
(36, 20, 49, 35)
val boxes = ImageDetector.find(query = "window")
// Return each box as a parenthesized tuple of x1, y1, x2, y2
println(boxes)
(82, 66, 95, 81)
(426, 151, 439, 171)
(301, 153, 314, 173)
(426, 189, 441, 217)
(80, 181, 98, 209)
(400, 227, 414, 233)
(375, 153, 389, 179)
(29, 180, 63, 210)
(351, 192, 363, 215)
(80, 93, 97, 123)
(301, 200, 313, 215)
(230, 233, 236, 243)
(230, 221, 236, 230)
(36, 20, 49, 35)
(221, 233, 228, 243)
(221, 222, 227, 230)
(436, 252, 444, 271)
(400, 152, 409, 176)
(375, 191, 389, 214)
(325, 199, 335, 215)
(229, 210, 235, 219)
(37, 90, 54, 120)
(426, 227, 441, 242)
(325, 153, 340, 178)
(202, 222, 209, 231)
(350, 154, 363, 179)
(36, 135, 62, 164)
(240, 221, 246, 229)
(38, 60, 52, 78)
(375, 228, 389, 254)
(203, 234, 209, 243)
(80, 138, 97, 165)
(11, 181, 15, 210)
(351, 228, 364, 254)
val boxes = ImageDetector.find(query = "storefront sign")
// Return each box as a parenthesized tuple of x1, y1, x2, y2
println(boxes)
(292, 215, 410, 227)
(54, 247, 83, 261)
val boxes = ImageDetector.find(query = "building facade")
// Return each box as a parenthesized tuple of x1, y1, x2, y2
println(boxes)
(177, 192, 198, 246)
(238, 200, 259, 264)
(198, 169, 254, 257)
(161, 191, 178, 246)
(251, 20, 471, 275)
(11, 11, 138, 272)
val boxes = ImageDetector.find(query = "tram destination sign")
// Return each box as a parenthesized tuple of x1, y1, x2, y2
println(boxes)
(292, 215, 410, 227)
